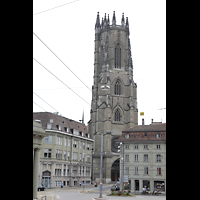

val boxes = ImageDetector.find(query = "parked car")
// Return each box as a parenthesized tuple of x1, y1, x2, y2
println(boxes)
(38, 185, 45, 191)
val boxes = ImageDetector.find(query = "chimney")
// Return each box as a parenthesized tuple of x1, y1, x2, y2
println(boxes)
(151, 118, 153, 124)
(142, 118, 144, 125)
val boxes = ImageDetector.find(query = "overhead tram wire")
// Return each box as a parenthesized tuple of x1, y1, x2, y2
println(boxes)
(33, 58, 109, 122)
(33, 58, 90, 106)
(33, 0, 79, 16)
(33, 32, 92, 93)
(33, 101, 46, 111)
(33, 91, 61, 111)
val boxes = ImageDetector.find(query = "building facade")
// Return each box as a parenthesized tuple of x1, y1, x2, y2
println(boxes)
(88, 11, 138, 183)
(33, 112, 94, 188)
(33, 120, 46, 199)
(117, 123, 166, 193)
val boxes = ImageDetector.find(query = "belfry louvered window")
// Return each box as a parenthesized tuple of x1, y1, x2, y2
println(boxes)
(115, 108, 121, 121)
(115, 44, 121, 68)
(115, 79, 121, 95)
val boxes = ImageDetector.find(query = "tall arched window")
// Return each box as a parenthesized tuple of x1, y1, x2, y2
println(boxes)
(115, 79, 121, 95)
(115, 108, 121, 121)
(115, 44, 121, 68)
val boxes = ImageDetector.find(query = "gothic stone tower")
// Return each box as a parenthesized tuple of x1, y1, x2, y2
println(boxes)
(89, 12, 138, 183)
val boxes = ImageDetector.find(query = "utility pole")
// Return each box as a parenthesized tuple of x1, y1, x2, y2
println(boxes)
(99, 133, 103, 198)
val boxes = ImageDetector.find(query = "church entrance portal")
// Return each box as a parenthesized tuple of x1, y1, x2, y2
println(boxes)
(111, 159, 119, 181)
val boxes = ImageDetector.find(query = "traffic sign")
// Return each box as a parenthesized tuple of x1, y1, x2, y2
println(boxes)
(100, 182, 102, 186)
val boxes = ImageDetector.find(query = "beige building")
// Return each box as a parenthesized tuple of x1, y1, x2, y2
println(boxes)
(33, 120, 46, 199)
(117, 123, 166, 193)
(33, 112, 94, 188)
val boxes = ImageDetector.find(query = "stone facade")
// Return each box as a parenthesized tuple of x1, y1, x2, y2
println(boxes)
(88, 12, 138, 183)
(33, 112, 94, 188)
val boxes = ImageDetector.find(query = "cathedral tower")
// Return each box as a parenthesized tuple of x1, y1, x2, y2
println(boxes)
(89, 12, 138, 183)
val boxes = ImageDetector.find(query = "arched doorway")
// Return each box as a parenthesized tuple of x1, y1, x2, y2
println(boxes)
(42, 171, 51, 188)
(111, 158, 119, 181)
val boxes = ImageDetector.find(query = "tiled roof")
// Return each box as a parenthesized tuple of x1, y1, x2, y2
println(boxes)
(33, 112, 88, 137)
(123, 123, 166, 132)
(117, 123, 166, 142)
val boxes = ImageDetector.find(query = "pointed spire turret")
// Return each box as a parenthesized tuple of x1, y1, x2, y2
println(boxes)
(82, 110, 84, 124)
(121, 13, 125, 26)
(95, 12, 101, 29)
(112, 11, 116, 26)
(104, 13, 107, 27)
(107, 14, 110, 25)
(126, 17, 129, 35)
(101, 17, 104, 27)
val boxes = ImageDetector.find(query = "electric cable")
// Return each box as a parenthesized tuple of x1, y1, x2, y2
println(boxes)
(33, 0, 79, 16)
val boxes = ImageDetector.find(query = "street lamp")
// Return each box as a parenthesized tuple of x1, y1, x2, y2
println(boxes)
(118, 142, 123, 192)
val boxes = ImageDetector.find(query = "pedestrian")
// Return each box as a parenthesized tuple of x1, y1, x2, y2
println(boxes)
(80, 182, 81, 187)
(61, 183, 63, 188)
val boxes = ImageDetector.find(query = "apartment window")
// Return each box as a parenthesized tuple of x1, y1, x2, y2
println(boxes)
(135, 154, 139, 161)
(56, 150, 62, 159)
(80, 141, 82, 149)
(73, 140, 78, 148)
(144, 167, 148, 175)
(83, 153, 85, 162)
(73, 152, 78, 161)
(135, 145, 138, 149)
(87, 154, 90, 162)
(157, 154, 161, 162)
(125, 144, 129, 149)
(157, 168, 161, 175)
(80, 153, 82, 161)
(144, 145, 148, 149)
(55, 164, 61, 176)
(57, 136, 62, 145)
(68, 138, 70, 147)
(125, 154, 129, 162)
(125, 167, 129, 174)
(83, 142, 85, 149)
(44, 149, 52, 158)
(87, 143, 90, 150)
(44, 135, 52, 144)
(135, 167, 139, 174)
(67, 166, 70, 176)
(157, 144, 161, 149)
(64, 151, 66, 160)
(144, 154, 148, 162)
(67, 151, 70, 160)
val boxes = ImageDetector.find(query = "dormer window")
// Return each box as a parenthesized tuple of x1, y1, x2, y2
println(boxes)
(56, 125, 61, 131)
(125, 134, 129, 139)
(47, 123, 52, 130)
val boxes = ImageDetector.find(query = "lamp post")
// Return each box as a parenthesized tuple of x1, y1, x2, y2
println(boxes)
(118, 142, 123, 192)
(99, 133, 103, 198)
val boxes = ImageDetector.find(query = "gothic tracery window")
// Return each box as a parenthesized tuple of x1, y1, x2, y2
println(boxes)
(115, 44, 121, 68)
(115, 79, 121, 95)
(115, 108, 121, 121)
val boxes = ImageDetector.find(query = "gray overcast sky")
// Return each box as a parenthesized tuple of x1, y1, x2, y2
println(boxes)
(33, 0, 166, 125)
